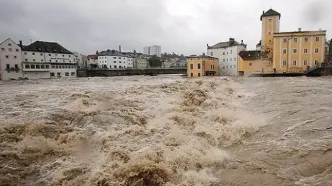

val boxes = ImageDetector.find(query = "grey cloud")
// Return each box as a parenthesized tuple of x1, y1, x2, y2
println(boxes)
(0, 0, 331, 56)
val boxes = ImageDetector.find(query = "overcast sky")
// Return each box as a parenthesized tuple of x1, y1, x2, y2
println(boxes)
(0, 0, 331, 55)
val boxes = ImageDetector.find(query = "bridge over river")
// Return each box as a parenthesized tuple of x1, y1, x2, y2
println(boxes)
(77, 67, 187, 77)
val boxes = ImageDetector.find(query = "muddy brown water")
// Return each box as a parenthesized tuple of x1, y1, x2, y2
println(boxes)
(0, 76, 331, 186)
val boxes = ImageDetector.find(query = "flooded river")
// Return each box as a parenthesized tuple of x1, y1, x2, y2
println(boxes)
(0, 76, 331, 186)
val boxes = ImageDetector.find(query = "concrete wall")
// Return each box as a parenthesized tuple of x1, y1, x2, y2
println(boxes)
(98, 55, 128, 69)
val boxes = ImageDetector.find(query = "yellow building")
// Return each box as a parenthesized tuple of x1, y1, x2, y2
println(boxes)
(261, 9, 281, 59)
(187, 55, 219, 77)
(238, 51, 272, 76)
(238, 8, 327, 76)
(273, 30, 326, 73)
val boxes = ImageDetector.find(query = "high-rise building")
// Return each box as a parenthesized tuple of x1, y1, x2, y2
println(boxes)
(143, 45, 161, 57)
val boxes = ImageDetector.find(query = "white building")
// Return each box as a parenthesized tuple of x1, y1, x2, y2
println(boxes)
(143, 45, 161, 57)
(98, 50, 128, 69)
(73, 52, 87, 68)
(207, 38, 246, 76)
(22, 41, 77, 79)
(0, 38, 23, 80)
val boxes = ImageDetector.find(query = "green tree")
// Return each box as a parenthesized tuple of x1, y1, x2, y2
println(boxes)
(149, 55, 162, 67)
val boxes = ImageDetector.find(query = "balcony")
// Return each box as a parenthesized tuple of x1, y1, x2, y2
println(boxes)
(6, 67, 20, 72)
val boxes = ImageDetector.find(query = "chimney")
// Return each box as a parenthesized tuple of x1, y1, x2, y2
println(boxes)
(119, 45, 122, 52)
(263, 11, 265, 14)
(229, 38, 235, 42)
(19, 40, 23, 49)
(298, 28, 302, 32)
(241, 40, 243, 44)
(203, 53, 205, 56)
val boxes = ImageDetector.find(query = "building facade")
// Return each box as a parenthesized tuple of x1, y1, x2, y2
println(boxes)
(207, 38, 246, 76)
(135, 58, 149, 69)
(186, 55, 219, 77)
(261, 9, 281, 58)
(87, 55, 98, 68)
(238, 51, 272, 76)
(0, 38, 23, 80)
(273, 30, 326, 72)
(22, 41, 76, 79)
(98, 50, 128, 69)
(143, 45, 161, 57)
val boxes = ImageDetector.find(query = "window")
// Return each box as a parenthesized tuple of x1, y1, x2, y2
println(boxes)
(32, 53, 35, 55)
(211, 65, 213, 69)
(25, 64, 30, 69)
(57, 72, 61, 76)
(50, 72, 55, 77)
(230, 50, 232, 54)
(304, 60, 308, 66)
(119, 57, 121, 59)
(36, 65, 40, 69)
(230, 58, 232, 61)
(15, 64, 18, 69)
(198, 73, 201, 77)
(227, 59, 228, 62)
(223, 52, 225, 55)
(305, 37, 309, 42)
(71, 72, 75, 76)
(49, 54, 51, 56)
(25, 59, 28, 61)
(59, 65, 62, 69)
(269, 40, 272, 43)
(6, 64, 10, 69)
(8, 43, 11, 46)
(315, 60, 319, 65)
(52, 65, 55, 68)
(191, 73, 193, 77)
(269, 18, 272, 22)
(268, 32, 271, 35)
(49, 60, 51, 62)
(315, 48, 319, 53)
(113, 57, 116, 59)
(31, 65, 35, 69)
(62, 55, 64, 57)
(56, 65, 59, 69)
(226, 65, 228, 68)
(234, 65, 236, 68)
(223, 59, 225, 62)
(234, 58, 236, 61)
(40, 53, 43, 56)
(1, 48, 4, 51)
(282, 61, 287, 66)
(293, 49, 297, 54)
(56, 60, 58, 62)
(249, 63, 252, 66)
(16, 49, 19, 52)
(114, 65, 117, 69)
(41, 59, 44, 62)
(210, 52, 213, 56)
(33, 59, 36, 62)
(283, 49, 287, 54)
(316, 37, 320, 41)
(304, 49, 308, 54)
(14, 56, 17, 59)
(284, 38, 287, 43)
(294, 38, 298, 42)
(198, 63, 201, 69)
(55, 54, 58, 56)
(65, 72, 69, 76)
(63, 60, 65, 63)
(41, 65, 45, 69)
(69, 55, 71, 57)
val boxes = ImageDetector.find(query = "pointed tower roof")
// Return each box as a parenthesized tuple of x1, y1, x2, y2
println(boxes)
(260, 9, 281, 20)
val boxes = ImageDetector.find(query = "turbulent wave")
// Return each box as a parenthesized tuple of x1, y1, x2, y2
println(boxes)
(0, 76, 265, 186)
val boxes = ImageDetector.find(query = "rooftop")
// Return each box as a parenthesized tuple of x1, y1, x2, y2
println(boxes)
(23, 41, 73, 54)
(273, 30, 327, 36)
(98, 50, 126, 57)
(239, 50, 268, 60)
(186, 55, 218, 59)
(208, 38, 245, 49)
(261, 9, 281, 20)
